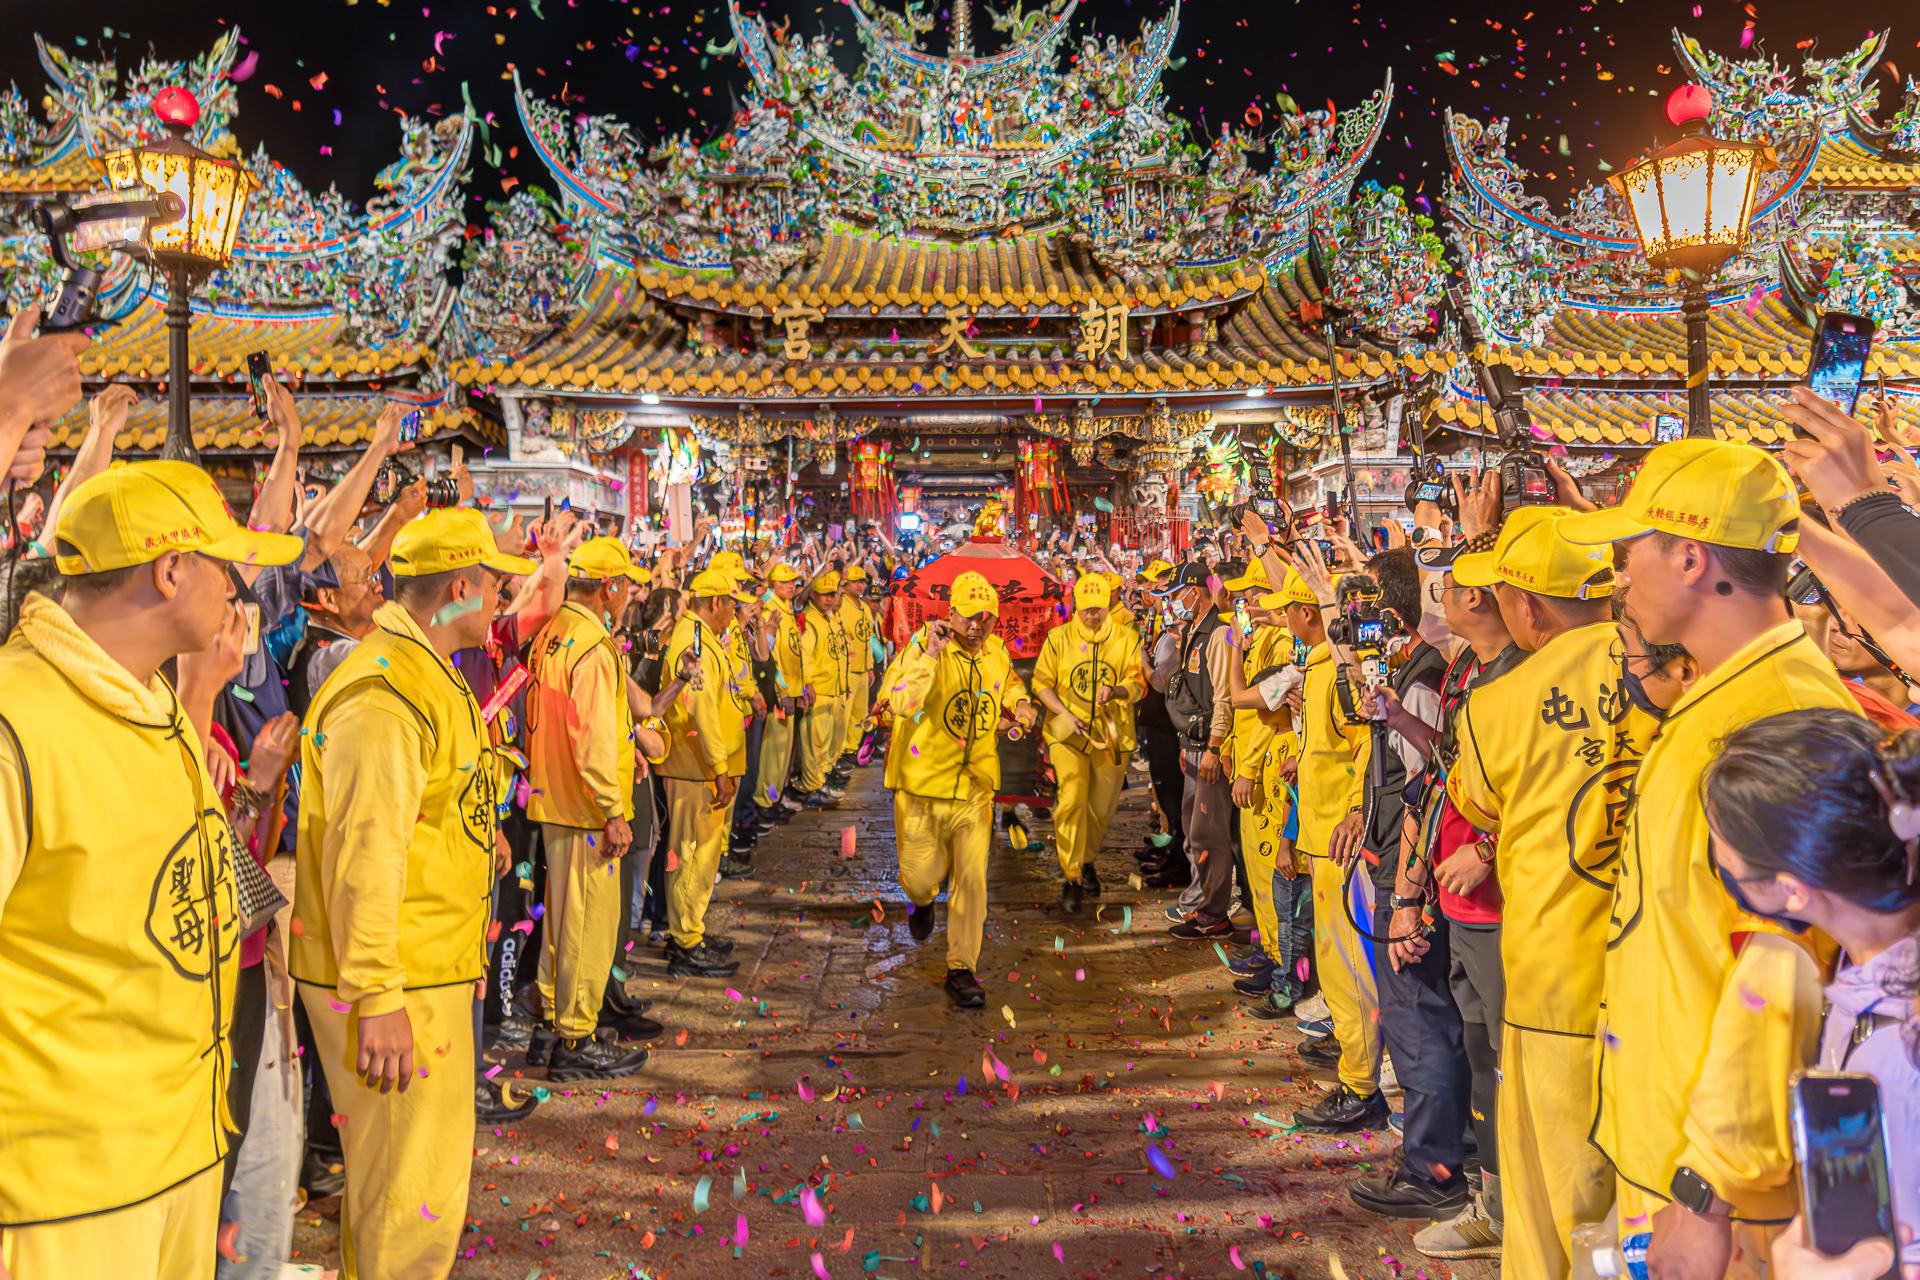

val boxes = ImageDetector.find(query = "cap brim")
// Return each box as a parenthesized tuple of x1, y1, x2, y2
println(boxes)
(199, 528, 305, 569)
(1558, 506, 1653, 546)
(1449, 550, 1500, 589)
(1220, 575, 1264, 592)
(954, 602, 998, 618)
(481, 550, 539, 576)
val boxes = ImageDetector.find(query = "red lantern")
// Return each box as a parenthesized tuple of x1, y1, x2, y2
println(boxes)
(1665, 83, 1712, 128)
(152, 85, 202, 129)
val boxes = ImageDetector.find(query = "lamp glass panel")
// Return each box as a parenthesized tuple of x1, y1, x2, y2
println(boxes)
(1650, 149, 1712, 254)
(1618, 163, 1667, 255)
(187, 158, 237, 260)
(135, 151, 193, 253)
(1709, 150, 1758, 245)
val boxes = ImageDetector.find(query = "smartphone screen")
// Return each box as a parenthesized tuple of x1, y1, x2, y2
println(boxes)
(399, 409, 423, 444)
(1808, 313, 1876, 417)
(246, 352, 270, 420)
(1792, 1073, 1898, 1272)
(1653, 414, 1685, 444)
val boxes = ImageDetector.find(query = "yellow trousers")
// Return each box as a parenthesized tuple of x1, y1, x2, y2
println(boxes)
(1616, 1180, 1779, 1280)
(298, 982, 475, 1280)
(1239, 797, 1283, 962)
(1308, 853, 1381, 1094)
(0, 1163, 220, 1280)
(1049, 742, 1125, 880)
(843, 670, 872, 753)
(755, 706, 796, 808)
(1499, 1026, 1612, 1279)
(798, 696, 843, 792)
(665, 776, 729, 949)
(895, 789, 992, 972)
(536, 824, 623, 1039)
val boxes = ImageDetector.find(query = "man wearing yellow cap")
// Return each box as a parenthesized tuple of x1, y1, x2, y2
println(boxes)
(1033, 572, 1144, 912)
(755, 564, 806, 815)
(838, 564, 880, 766)
(1558, 440, 1854, 1276)
(795, 569, 849, 805)
(0, 461, 299, 1279)
(658, 569, 752, 978)
(289, 506, 533, 1279)
(524, 536, 654, 1082)
(878, 570, 1037, 1007)
(1437, 506, 1655, 1273)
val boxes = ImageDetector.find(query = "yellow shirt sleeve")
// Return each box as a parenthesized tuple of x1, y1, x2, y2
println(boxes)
(1032, 630, 1062, 700)
(1445, 694, 1502, 833)
(0, 725, 26, 915)
(1003, 662, 1032, 714)
(315, 685, 432, 1017)
(888, 638, 939, 719)
(570, 647, 625, 823)
(1677, 932, 1824, 1209)
(1116, 633, 1147, 700)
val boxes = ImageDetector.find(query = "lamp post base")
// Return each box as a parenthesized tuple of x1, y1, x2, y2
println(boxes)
(160, 261, 197, 465)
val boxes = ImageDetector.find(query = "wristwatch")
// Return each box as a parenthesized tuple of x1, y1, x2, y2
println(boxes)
(1388, 894, 1425, 911)
(1669, 1166, 1727, 1216)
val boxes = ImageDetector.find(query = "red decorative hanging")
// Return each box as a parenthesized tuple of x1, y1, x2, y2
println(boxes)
(1014, 439, 1069, 530)
(850, 440, 897, 525)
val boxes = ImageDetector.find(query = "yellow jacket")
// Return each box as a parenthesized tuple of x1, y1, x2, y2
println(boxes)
(767, 597, 805, 700)
(1593, 621, 1854, 1219)
(1032, 614, 1145, 754)
(291, 602, 500, 1017)
(1293, 641, 1370, 857)
(526, 602, 634, 828)
(839, 595, 878, 675)
(1231, 626, 1286, 781)
(658, 611, 735, 782)
(1446, 622, 1658, 1036)
(0, 594, 241, 1225)
(801, 601, 848, 699)
(725, 622, 755, 775)
(880, 627, 1031, 802)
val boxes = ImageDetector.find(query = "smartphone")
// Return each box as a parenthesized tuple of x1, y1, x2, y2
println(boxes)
(1791, 1072, 1897, 1275)
(399, 409, 423, 444)
(1317, 539, 1336, 567)
(241, 602, 261, 657)
(246, 351, 270, 420)
(1653, 413, 1685, 445)
(1807, 312, 1876, 418)
(1233, 598, 1252, 638)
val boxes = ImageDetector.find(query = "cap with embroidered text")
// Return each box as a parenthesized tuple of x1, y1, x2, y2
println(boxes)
(1452, 506, 1615, 599)
(390, 507, 537, 578)
(1559, 439, 1800, 553)
(54, 459, 304, 575)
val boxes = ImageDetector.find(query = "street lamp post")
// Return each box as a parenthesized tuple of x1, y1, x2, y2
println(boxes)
(1608, 86, 1775, 439)
(101, 86, 256, 464)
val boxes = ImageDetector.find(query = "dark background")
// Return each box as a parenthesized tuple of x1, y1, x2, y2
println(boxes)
(1, 0, 1910, 222)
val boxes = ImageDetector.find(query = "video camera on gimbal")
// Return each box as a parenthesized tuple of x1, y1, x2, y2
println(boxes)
(1445, 286, 1555, 515)
(1327, 572, 1406, 724)
(30, 192, 185, 333)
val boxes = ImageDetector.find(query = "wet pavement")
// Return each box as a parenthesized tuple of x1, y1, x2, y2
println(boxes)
(292, 760, 1499, 1279)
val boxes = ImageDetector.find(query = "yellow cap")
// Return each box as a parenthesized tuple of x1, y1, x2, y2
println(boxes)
(1559, 439, 1800, 554)
(844, 564, 869, 583)
(53, 460, 304, 575)
(390, 508, 538, 578)
(768, 563, 801, 584)
(1073, 574, 1113, 610)
(567, 536, 649, 583)
(951, 570, 1000, 618)
(1101, 570, 1124, 590)
(1275, 568, 1319, 608)
(710, 549, 749, 582)
(1453, 507, 1615, 600)
(1142, 559, 1174, 583)
(1222, 560, 1271, 593)
(813, 570, 842, 593)
(689, 568, 755, 602)
(1256, 589, 1292, 612)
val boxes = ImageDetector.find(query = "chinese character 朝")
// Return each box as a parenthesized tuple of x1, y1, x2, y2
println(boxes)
(1075, 301, 1131, 363)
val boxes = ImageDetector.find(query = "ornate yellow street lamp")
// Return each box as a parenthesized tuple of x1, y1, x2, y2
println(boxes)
(102, 86, 257, 463)
(1608, 85, 1775, 438)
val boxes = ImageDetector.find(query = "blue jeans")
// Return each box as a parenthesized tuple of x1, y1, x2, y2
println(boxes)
(1268, 868, 1315, 1003)
(218, 989, 303, 1280)
(1373, 900, 1470, 1189)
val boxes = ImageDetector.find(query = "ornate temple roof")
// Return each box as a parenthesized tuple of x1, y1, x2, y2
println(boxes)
(1432, 387, 1920, 450)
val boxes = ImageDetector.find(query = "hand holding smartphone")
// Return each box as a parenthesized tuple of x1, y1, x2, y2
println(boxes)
(1806, 312, 1876, 420)
(1790, 1072, 1899, 1279)
(246, 351, 271, 420)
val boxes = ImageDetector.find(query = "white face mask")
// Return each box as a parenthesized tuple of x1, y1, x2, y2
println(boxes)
(1416, 569, 1453, 650)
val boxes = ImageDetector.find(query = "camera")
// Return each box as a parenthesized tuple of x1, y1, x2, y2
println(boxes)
(1480, 363, 1557, 512)
(373, 459, 459, 509)
(32, 192, 184, 333)
(1326, 573, 1404, 722)
(1403, 454, 1457, 520)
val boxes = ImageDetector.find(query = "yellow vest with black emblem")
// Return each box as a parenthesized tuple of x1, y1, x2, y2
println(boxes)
(840, 596, 877, 674)
(881, 628, 1029, 801)
(725, 622, 755, 774)
(290, 603, 498, 998)
(0, 593, 241, 1225)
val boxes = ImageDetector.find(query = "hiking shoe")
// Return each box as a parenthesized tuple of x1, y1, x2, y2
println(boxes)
(1080, 865, 1101, 897)
(703, 933, 736, 955)
(944, 967, 987, 1009)
(1294, 992, 1331, 1021)
(666, 943, 740, 978)
(1296, 1035, 1343, 1069)
(600, 1006, 664, 1042)
(1243, 992, 1295, 1021)
(1227, 949, 1274, 976)
(1061, 879, 1084, 915)
(1413, 1194, 1502, 1260)
(1290, 1083, 1389, 1134)
(1348, 1166, 1470, 1220)
(719, 855, 754, 879)
(475, 1078, 539, 1125)
(548, 1035, 649, 1082)
(1232, 972, 1274, 998)
(1168, 918, 1231, 940)
(908, 900, 936, 940)
(1164, 904, 1192, 924)
(1296, 1015, 1334, 1040)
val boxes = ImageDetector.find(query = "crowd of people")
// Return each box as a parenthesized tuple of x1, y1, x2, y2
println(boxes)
(0, 297, 1917, 1280)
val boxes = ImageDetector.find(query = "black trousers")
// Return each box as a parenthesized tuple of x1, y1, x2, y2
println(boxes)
(1373, 901, 1471, 1189)
(1137, 722, 1185, 850)
(220, 960, 269, 1199)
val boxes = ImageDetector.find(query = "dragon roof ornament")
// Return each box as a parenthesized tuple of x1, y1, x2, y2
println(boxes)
(1672, 28, 1885, 142)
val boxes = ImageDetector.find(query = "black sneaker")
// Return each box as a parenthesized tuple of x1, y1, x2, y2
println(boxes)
(475, 1078, 539, 1125)
(752, 819, 779, 837)
(667, 942, 740, 978)
(777, 795, 805, 814)
(600, 1006, 664, 1042)
(1061, 879, 1084, 915)
(1232, 972, 1273, 998)
(1291, 1083, 1389, 1134)
(944, 968, 986, 1009)
(703, 933, 737, 955)
(799, 790, 836, 810)
(1297, 1035, 1343, 1069)
(527, 1023, 558, 1067)
(301, 1148, 346, 1199)
(1243, 992, 1295, 1021)
(548, 1035, 649, 1082)
(718, 855, 754, 879)
(603, 983, 654, 1019)
(1080, 865, 1101, 897)
(1348, 1167, 1470, 1220)
(908, 900, 936, 941)
(1168, 918, 1232, 940)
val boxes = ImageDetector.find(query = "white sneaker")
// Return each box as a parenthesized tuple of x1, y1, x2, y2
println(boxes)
(1413, 1194, 1501, 1260)
(1378, 1051, 1398, 1092)
(1293, 992, 1330, 1021)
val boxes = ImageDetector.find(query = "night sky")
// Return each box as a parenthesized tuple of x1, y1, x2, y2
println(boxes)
(2, 0, 1911, 226)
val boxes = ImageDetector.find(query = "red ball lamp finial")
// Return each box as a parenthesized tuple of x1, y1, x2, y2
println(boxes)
(1666, 83, 1713, 129)
(152, 85, 201, 131)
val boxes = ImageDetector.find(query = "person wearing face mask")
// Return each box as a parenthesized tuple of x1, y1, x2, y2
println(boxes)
(1704, 710, 1920, 1275)
(1136, 577, 1190, 884)
(1439, 506, 1654, 1277)
(523, 537, 654, 1082)
(1616, 622, 1698, 720)
(1560, 439, 1858, 1280)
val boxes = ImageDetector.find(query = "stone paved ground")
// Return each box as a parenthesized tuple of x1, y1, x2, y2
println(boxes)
(292, 760, 1499, 1280)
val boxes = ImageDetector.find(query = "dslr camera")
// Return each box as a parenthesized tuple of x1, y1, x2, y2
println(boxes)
(1481, 363, 1556, 513)
(1326, 573, 1404, 723)
(1402, 453, 1457, 521)
(373, 458, 459, 510)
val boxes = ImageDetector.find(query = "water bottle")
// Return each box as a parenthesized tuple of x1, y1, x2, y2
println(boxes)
(1571, 1224, 1651, 1280)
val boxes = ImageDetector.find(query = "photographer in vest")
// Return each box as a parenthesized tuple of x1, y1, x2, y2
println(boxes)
(1157, 562, 1237, 938)
(0, 460, 300, 1280)
(290, 507, 534, 1279)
